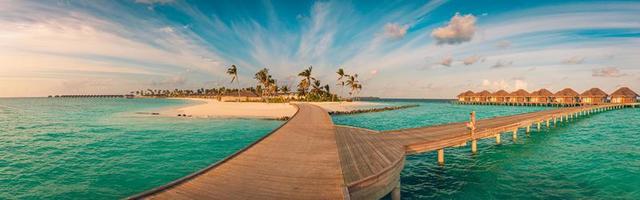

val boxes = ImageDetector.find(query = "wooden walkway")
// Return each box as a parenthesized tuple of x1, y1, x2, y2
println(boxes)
(130, 103, 637, 200)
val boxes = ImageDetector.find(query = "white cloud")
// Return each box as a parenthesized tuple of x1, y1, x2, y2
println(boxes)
(592, 67, 627, 77)
(383, 23, 408, 39)
(431, 13, 476, 45)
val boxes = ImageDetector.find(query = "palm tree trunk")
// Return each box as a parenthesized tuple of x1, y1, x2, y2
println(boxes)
(236, 80, 240, 102)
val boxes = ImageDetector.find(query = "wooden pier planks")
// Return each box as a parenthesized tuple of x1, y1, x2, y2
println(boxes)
(139, 103, 347, 200)
(132, 103, 633, 200)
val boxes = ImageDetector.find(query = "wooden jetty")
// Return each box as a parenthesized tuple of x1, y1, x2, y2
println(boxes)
(48, 94, 134, 98)
(130, 103, 638, 200)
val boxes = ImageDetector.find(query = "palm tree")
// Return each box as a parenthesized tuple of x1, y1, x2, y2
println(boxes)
(281, 85, 289, 94)
(298, 66, 313, 97)
(297, 78, 309, 97)
(227, 65, 240, 101)
(311, 79, 322, 95)
(323, 84, 331, 99)
(254, 68, 270, 97)
(336, 68, 345, 101)
(346, 74, 360, 101)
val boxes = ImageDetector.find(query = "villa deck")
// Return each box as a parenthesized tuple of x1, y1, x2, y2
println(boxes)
(130, 103, 637, 200)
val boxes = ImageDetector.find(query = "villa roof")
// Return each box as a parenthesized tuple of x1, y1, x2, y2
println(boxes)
(610, 87, 638, 98)
(579, 88, 608, 97)
(457, 90, 475, 97)
(492, 90, 509, 96)
(509, 89, 530, 96)
(553, 88, 579, 97)
(476, 90, 492, 96)
(530, 89, 553, 97)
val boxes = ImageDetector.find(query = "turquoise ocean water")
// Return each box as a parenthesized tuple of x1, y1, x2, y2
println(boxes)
(333, 99, 640, 199)
(1, 98, 638, 199)
(0, 98, 281, 199)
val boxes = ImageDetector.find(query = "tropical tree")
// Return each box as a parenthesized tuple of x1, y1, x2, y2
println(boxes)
(311, 79, 322, 95)
(254, 68, 270, 97)
(297, 78, 309, 96)
(281, 85, 290, 94)
(297, 66, 313, 97)
(227, 65, 240, 100)
(336, 68, 345, 101)
(345, 74, 360, 100)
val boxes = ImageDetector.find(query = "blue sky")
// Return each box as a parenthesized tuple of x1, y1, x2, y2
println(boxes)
(1, 0, 639, 97)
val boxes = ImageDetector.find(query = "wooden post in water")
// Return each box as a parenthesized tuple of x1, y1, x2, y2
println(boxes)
(512, 128, 518, 141)
(546, 119, 550, 128)
(437, 149, 444, 165)
(496, 133, 501, 144)
(467, 111, 477, 154)
(526, 125, 530, 134)
(537, 122, 541, 131)
(391, 181, 401, 200)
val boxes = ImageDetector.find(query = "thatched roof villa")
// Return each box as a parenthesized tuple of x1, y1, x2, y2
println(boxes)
(490, 90, 509, 102)
(457, 90, 475, 102)
(529, 89, 554, 103)
(579, 88, 608, 104)
(610, 87, 638, 103)
(553, 88, 580, 103)
(508, 89, 530, 102)
(475, 90, 492, 102)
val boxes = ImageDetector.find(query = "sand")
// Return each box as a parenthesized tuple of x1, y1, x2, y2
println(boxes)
(160, 98, 382, 119)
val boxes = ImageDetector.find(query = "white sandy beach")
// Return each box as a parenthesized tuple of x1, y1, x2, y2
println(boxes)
(161, 98, 382, 119)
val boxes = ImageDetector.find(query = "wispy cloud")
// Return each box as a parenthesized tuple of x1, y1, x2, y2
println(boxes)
(1, 1, 639, 97)
(592, 67, 627, 77)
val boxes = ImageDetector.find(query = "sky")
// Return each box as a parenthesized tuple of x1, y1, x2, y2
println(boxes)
(1, 0, 639, 98)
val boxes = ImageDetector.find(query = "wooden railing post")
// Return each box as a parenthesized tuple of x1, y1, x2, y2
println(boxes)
(437, 149, 444, 165)
(468, 111, 477, 154)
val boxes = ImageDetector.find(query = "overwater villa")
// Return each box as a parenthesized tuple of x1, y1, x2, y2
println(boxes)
(579, 88, 608, 104)
(457, 87, 638, 106)
(529, 89, 553, 103)
(508, 89, 530, 103)
(489, 90, 508, 102)
(474, 90, 491, 102)
(553, 88, 580, 104)
(457, 90, 475, 102)
(610, 87, 639, 103)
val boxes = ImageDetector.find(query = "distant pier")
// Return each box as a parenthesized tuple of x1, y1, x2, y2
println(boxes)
(48, 94, 134, 98)
(129, 102, 638, 200)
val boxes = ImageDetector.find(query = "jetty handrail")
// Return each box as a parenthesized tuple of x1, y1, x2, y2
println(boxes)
(127, 104, 301, 199)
